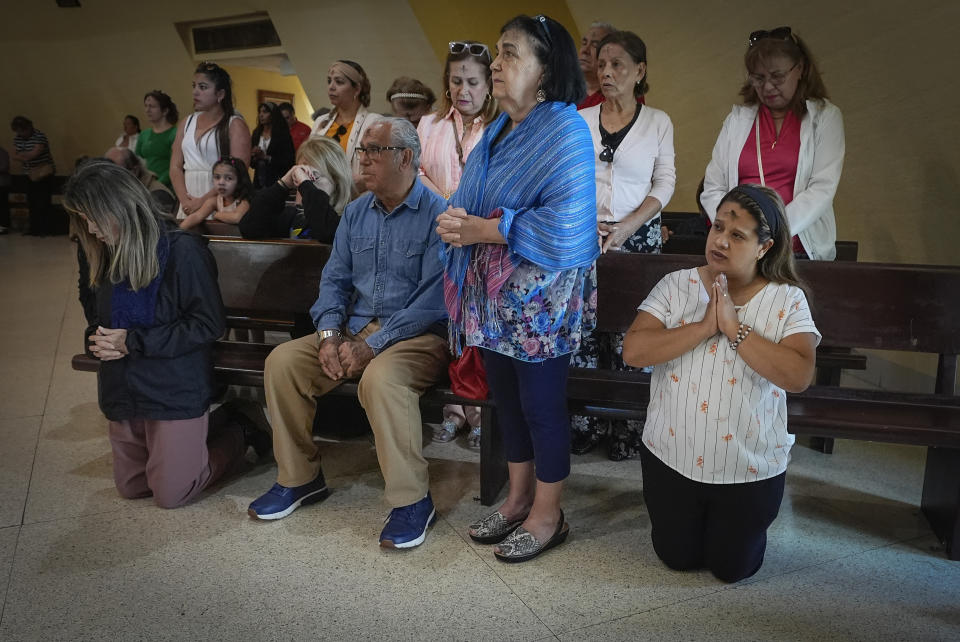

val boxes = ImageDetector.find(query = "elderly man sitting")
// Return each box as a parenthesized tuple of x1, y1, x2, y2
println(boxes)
(248, 117, 450, 549)
(105, 146, 176, 214)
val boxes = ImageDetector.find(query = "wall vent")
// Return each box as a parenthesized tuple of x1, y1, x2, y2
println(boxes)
(192, 18, 281, 54)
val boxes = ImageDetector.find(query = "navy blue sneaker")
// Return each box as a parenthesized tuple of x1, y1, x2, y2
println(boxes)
(248, 471, 330, 520)
(379, 493, 437, 549)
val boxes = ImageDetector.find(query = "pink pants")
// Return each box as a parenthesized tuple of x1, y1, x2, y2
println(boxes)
(108, 413, 245, 509)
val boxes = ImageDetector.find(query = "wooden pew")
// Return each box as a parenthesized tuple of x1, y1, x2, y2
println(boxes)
(70, 240, 960, 559)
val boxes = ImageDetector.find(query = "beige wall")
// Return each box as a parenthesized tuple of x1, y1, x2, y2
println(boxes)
(268, 0, 442, 116)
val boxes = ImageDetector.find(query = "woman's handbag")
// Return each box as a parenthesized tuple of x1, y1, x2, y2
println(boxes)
(448, 346, 489, 400)
(28, 163, 54, 182)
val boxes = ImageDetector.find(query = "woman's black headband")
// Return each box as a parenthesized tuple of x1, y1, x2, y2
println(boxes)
(736, 184, 782, 239)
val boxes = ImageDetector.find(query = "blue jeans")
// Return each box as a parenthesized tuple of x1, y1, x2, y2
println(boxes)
(481, 349, 571, 483)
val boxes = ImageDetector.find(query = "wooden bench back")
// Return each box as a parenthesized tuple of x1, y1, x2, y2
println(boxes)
(595, 252, 960, 355)
(207, 237, 330, 317)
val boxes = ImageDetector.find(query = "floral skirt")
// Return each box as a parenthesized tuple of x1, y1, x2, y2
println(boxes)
(569, 215, 661, 460)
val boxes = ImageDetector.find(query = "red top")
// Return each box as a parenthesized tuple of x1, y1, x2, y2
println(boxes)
(737, 105, 805, 255)
(577, 90, 645, 111)
(290, 120, 312, 152)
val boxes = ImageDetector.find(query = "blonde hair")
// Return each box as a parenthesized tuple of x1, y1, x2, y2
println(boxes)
(64, 160, 167, 290)
(296, 137, 352, 214)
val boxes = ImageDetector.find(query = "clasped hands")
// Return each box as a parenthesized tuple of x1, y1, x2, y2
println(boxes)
(318, 337, 375, 380)
(435, 207, 484, 248)
(702, 273, 741, 342)
(88, 326, 128, 361)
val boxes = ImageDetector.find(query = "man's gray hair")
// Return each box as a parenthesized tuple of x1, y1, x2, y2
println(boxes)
(380, 116, 421, 171)
(590, 21, 616, 36)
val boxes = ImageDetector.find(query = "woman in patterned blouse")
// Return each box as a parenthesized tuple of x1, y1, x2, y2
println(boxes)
(437, 14, 597, 563)
(624, 184, 819, 582)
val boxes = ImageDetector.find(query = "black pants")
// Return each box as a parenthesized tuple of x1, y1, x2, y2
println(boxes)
(0, 185, 9, 228)
(640, 443, 785, 583)
(26, 174, 55, 235)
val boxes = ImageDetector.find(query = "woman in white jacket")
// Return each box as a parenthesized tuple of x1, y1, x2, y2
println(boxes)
(700, 27, 844, 261)
(311, 60, 382, 194)
(573, 30, 676, 460)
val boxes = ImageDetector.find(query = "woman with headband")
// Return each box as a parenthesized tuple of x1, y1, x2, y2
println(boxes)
(386, 77, 436, 127)
(419, 39, 499, 448)
(700, 26, 844, 260)
(310, 60, 382, 192)
(623, 184, 820, 582)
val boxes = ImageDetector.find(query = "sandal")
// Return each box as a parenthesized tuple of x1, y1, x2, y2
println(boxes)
(432, 419, 459, 443)
(466, 425, 481, 449)
(494, 510, 569, 563)
(468, 510, 526, 545)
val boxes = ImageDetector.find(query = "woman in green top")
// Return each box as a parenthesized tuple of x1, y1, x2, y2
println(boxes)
(136, 90, 179, 188)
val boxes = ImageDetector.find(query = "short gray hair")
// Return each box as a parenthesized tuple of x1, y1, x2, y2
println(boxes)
(380, 116, 421, 171)
(590, 21, 616, 36)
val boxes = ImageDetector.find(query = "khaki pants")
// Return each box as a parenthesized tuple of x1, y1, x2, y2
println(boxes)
(263, 321, 449, 507)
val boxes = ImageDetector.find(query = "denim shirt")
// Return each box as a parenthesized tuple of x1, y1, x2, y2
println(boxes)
(310, 178, 448, 354)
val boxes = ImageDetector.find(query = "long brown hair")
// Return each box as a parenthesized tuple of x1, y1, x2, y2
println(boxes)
(738, 31, 828, 118)
(195, 62, 237, 157)
(718, 185, 808, 295)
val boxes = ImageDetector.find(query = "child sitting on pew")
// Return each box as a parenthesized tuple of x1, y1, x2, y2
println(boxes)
(179, 156, 251, 230)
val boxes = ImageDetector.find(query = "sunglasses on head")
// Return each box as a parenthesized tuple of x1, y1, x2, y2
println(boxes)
(449, 41, 490, 59)
(748, 26, 794, 47)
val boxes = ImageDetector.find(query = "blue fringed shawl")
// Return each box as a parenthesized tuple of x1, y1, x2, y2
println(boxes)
(442, 102, 598, 345)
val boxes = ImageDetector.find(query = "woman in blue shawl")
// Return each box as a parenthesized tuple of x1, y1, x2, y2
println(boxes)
(436, 14, 598, 563)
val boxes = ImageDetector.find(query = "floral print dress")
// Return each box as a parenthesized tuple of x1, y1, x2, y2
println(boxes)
(570, 222, 661, 460)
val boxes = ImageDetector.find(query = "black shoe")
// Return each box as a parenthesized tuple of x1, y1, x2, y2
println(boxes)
(222, 401, 272, 459)
(571, 431, 599, 455)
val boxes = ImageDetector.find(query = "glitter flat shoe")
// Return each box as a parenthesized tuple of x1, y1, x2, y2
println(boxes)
(493, 510, 569, 563)
(468, 510, 526, 545)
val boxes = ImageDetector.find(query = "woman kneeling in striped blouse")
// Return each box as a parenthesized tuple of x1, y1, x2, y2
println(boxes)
(623, 184, 819, 582)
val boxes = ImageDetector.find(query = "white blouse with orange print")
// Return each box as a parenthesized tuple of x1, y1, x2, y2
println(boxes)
(637, 268, 820, 484)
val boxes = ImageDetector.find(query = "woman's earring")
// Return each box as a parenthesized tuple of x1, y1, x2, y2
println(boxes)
(536, 88, 546, 103)
(445, 90, 451, 99)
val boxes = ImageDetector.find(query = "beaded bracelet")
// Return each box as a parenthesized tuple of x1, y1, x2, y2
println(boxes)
(729, 323, 752, 351)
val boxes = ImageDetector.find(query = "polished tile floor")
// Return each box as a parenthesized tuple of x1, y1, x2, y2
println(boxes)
(1, 235, 958, 641)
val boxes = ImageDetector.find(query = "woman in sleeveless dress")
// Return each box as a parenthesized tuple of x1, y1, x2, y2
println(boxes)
(170, 62, 250, 219)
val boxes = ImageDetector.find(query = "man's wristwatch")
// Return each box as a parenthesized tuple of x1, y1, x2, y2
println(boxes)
(317, 329, 342, 344)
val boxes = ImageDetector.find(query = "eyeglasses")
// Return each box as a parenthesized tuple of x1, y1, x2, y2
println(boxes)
(599, 146, 614, 163)
(332, 125, 347, 142)
(747, 62, 798, 87)
(449, 41, 490, 59)
(356, 145, 406, 158)
(534, 15, 552, 46)
(748, 26, 795, 47)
